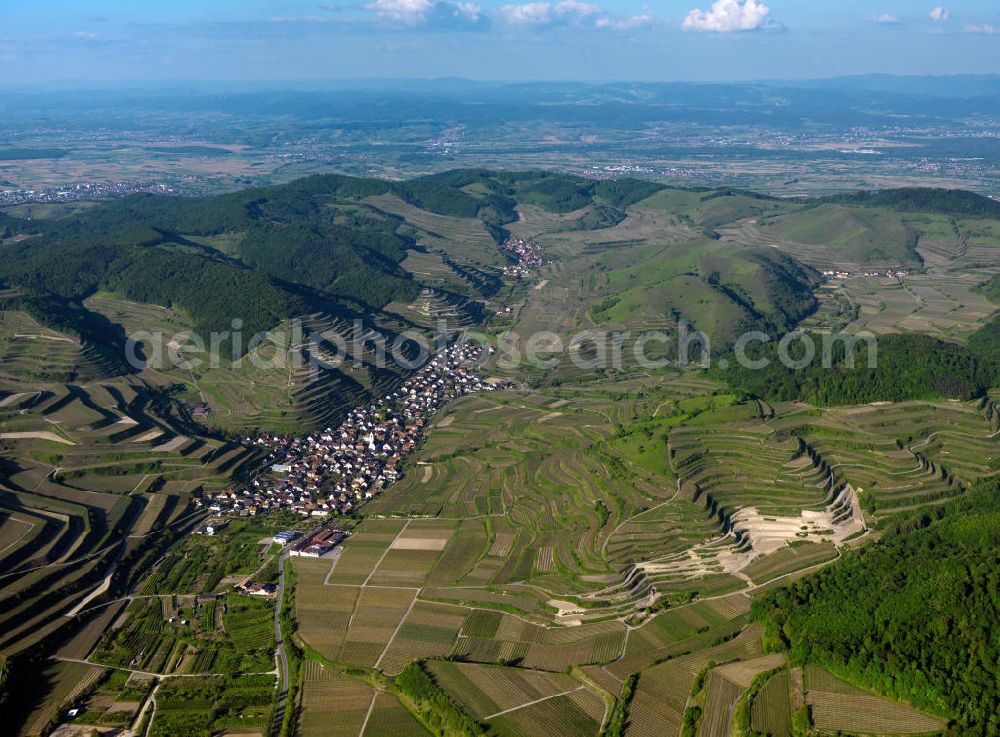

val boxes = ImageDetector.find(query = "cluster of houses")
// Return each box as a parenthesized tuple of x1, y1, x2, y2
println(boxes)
(501, 235, 544, 272)
(822, 268, 909, 280)
(196, 342, 509, 519)
(0, 180, 175, 207)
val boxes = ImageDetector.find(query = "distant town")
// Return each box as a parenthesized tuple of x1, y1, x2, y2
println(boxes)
(0, 180, 176, 207)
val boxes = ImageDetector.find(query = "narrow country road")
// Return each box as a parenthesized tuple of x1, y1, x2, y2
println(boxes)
(271, 549, 290, 737)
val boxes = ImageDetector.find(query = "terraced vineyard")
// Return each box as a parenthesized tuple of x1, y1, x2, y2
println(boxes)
(84, 295, 417, 434)
(0, 378, 263, 656)
(803, 666, 948, 736)
(0, 366, 271, 734)
(285, 376, 985, 737)
(7, 368, 980, 735)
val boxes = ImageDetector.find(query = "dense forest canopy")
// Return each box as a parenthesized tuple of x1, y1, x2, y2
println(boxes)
(714, 333, 995, 405)
(822, 187, 1000, 218)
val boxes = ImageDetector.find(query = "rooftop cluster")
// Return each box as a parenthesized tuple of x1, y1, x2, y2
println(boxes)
(198, 342, 508, 518)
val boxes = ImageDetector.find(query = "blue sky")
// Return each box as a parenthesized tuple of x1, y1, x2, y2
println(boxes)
(1, 0, 998, 84)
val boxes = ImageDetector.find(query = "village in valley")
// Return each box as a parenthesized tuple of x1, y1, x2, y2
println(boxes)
(192, 225, 544, 561)
(194, 340, 509, 555)
(500, 234, 544, 276)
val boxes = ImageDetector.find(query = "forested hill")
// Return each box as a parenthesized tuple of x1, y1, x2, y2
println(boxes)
(823, 187, 1000, 218)
(753, 475, 1000, 735)
(0, 170, 663, 347)
(714, 333, 997, 405)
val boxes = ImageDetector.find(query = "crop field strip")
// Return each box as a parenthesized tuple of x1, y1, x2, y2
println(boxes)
(750, 670, 792, 737)
(361, 691, 427, 737)
(699, 654, 785, 737)
(485, 689, 605, 737)
(803, 666, 948, 735)
(621, 627, 766, 737)
(299, 659, 376, 737)
(426, 661, 582, 721)
(698, 670, 745, 737)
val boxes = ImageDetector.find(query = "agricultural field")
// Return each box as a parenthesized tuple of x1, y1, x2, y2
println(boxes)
(17, 660, 107, 736)
(147, 673, 276, 737)
(750, 670, 792, 737)
(89, 591, 275, 676)
(62, 668, 155, 730)
(82, 295, 417, 435)
(292, 381, 999, 686)
(7, 363, 982, 735)
(362, 692, 430, 737)
(620, 626, 765, 737)
(804, 666, 948, 736)
(298, 660, 375, 737)
(288, 375, 985, 736)
(803, 215, 1000, 341)
(500, 190, 821, 375)
(426, 661, 584, 721)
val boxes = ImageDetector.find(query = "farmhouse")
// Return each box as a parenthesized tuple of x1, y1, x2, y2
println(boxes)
(239, 580, 277, 597)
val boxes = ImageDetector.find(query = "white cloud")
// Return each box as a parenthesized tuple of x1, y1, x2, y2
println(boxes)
(500, 1, 603, 26)
(596, 12, 654, 30)
(965, 23, 997, 34)
(682, 0, 778, 33)
(364, 0, 485, 27)
(366, 0, 434, 24)
(871, 13, 900, 25)
(929, 7, 950, 22)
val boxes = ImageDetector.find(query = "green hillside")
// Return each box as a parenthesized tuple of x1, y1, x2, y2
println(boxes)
(755, 204, 921, 267)
(3, 172, 998, 430)
(825, 187, 1000, 219)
